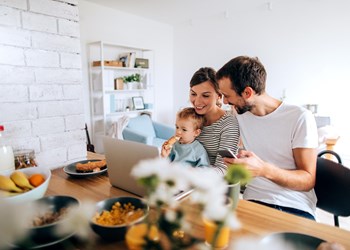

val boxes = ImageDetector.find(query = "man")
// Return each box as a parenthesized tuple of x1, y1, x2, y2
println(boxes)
(216, 56, 318, 219)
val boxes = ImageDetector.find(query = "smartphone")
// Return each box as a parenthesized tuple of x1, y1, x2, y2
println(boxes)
(217, 149, 238, 159)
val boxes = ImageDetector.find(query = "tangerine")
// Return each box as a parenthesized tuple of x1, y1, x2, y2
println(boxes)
(29, 173, 45, 187)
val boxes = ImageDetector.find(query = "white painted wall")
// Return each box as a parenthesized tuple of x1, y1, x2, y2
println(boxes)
(79, 1, 174, 127)
(0, 0, 86, 169)
(172, 0, 350, 162)
(78, 1, 350, 161)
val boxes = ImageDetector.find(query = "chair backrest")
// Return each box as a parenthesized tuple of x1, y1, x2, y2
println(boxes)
(314, 157, 350, 218)
(317, 150, 342, 164)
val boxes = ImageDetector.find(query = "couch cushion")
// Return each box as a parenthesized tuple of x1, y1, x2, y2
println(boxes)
(126, 115, 156, 138)
(152, 137, 167, 149)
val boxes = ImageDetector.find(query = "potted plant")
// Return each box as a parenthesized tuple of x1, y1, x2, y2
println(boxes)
(123, 73, 141, 90)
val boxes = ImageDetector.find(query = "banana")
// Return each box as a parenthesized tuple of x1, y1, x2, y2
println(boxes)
(0, 175, 23, 193)
(0, 190, 20, 197)
(10, 171, 34, 190)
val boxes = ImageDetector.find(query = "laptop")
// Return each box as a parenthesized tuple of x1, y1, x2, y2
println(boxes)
(103, 137, 193, 200)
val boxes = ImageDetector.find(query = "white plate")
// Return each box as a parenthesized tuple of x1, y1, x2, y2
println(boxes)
(8, 232, 74, 249)
(63, 159, 107, 177)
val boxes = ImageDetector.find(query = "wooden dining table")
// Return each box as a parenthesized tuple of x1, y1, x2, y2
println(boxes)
(44, 152, 350, 249)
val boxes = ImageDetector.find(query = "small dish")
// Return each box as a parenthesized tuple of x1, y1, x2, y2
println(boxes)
(261, 232, 325, 250)
(90, 196, 149, 241)
(63, 159, 107, 177)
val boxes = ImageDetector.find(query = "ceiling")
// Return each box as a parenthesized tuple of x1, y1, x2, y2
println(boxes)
(83, 0, 244, 26)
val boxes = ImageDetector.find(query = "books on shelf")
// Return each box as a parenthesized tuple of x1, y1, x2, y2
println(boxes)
(119, 52, 136, 68)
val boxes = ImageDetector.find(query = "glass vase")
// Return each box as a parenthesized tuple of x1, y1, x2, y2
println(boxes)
(203, 219, 230, 249)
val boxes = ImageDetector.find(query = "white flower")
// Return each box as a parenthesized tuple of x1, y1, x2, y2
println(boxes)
(131, 156, 241, 242)
(131, 157, 171, 180)
(188, 168, 223, 191)
(165, 209, 177, 222)
(56, 200, 95, 239)
(0, 202, 33, 248)
(148, 182, 177, 208)
(226, 213, 241, 230)
(203, 198, 229, 221)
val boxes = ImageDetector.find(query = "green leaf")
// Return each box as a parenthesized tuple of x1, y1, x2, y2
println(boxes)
(138, 175, 159, 192)
(224, 163, 251, 186)
(123, 73, 141, 82)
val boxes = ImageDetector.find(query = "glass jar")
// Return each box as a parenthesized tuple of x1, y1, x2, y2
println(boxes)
(0, 125, 15, 173)
(14, 149, 37, 169)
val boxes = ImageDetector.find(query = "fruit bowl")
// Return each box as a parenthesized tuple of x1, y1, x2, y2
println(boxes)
(0, 166, 51, 203)
(90, 196, 149, 241)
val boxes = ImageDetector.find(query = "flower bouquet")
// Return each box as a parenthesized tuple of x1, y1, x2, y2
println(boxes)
(129, 158, 251, 250)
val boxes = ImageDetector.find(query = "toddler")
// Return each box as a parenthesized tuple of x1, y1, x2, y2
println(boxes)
(161, 107, 210, 167)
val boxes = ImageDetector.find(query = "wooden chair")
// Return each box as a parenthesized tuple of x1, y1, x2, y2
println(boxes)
(315, 150, 350, 227)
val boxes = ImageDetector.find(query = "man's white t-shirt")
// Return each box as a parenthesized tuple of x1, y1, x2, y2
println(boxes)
(237, 102, 318, 216)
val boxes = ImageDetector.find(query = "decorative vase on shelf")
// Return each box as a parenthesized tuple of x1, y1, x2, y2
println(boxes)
(126, 82, 133, 90)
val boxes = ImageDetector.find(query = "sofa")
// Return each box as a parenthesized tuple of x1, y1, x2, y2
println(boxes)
(122, 114, 174, 149)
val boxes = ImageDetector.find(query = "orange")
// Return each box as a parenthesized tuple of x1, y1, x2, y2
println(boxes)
(29, 173, 45, 187)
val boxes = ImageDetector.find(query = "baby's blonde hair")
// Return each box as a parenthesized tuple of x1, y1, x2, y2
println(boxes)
(177, 107, 205, 130)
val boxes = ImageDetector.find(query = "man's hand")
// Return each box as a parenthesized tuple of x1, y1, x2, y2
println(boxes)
(223, 150, 265, 177)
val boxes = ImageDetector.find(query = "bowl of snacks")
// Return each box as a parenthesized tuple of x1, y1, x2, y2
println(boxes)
(0, 166, 51, 203)
(5, 195, 79, 248)
(90, 196, 149, 241)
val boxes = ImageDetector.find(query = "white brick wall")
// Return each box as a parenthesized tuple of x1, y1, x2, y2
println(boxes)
(0, 65, 35, 83)
(0, 0, 86, 169)
(0, 44, 25, 65)
(58, 18, 80, 37)
(22, 12, 57, 33)
(60, 52, 81, 69)
(0, 0, 27, 10)
(25, 49, 59, 67)
(0, 5, 21, 26)
(0, 26, 31, 47)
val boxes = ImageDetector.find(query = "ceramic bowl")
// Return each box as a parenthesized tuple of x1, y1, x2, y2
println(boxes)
(1, 166, 51, 203)
(10, 195, 79, 248)
(90, 196, 149, 241)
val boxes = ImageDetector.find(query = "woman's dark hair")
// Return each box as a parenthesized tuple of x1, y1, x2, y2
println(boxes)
(216, 56, 267, 96)
(190, 67, 221, 96)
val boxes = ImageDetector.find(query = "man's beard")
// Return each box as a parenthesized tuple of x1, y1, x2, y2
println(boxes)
(235, 104, 252, 115)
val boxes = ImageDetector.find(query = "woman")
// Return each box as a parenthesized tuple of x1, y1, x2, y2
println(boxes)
(189, 67, 240, 174)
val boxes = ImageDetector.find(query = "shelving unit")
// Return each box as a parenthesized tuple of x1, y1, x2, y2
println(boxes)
(87, 41, 155, 152)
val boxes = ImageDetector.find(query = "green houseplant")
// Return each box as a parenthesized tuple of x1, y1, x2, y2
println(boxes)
(123, 73, 141, 90)
(123, 73, 141, 83)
